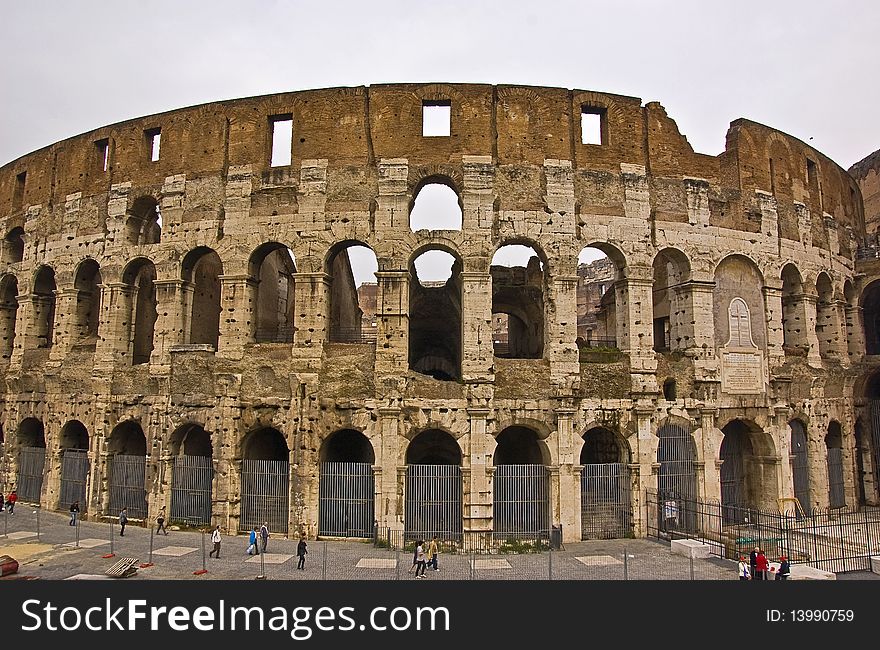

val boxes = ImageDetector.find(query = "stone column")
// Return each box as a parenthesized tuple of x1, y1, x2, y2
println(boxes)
(48, 287, 79, 363)
(681, 280, 716, 355)
(94, 282, 133, 372)
(845, 303, 865, 361)
(756, 190, 778, 239)
(460, 272, 493, 383)
(631, 406, 655, 537)
(377, 408, 403, 531)
(830, 299, 849, 361)
(762, 285, 785, 369)
(684, 177, 711, 227)
(548, 276, 580, 392)
(616, 271, 657, 393)
(554, 409, 579, 541)
(292, 272, 330, 349)
(463, 408, 492, 535)
(801, 294, 823, 367)
(700, 409, 721, 502)
(150, 279, 186, 372)
(217, 273, 258, 360)
(462, 155, 495, 230)
(374, 271, 410, 379)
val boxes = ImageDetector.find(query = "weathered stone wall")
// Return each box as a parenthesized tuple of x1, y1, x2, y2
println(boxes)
(0, 83, 872, 543)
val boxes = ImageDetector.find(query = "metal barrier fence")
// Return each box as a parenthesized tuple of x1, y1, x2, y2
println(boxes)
(171, 455, 213, 526)
(240, 459, 289, 534)
(17, 447, 46, 503)
(318, 462, 374, 537)
(60, 449, 89, 510)
(374, 527, 553, 555)
(328, 326, 377, 344)
(493, 464, 549, 538)
(109, 454, 147, 519)
(581, 462, 632, 539)
(404, 464, 462, 542)
(646, 489, 880, 572)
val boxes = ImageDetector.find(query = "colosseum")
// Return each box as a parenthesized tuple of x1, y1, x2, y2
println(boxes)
(0, 83, 875, 547)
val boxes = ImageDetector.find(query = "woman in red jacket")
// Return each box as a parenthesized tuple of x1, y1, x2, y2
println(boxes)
(4, 489, 16, 514)
(755, 549, 769, 580)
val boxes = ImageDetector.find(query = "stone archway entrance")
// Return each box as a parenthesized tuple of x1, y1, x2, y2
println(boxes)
(319, 429, 375, 538)
(493, 426, 549, 538)
(170, 423, 213, 526)
(107, 421, 148, 519)
(404, 429, 462, 541)
(239, 427, 289, 534)
(580, 426, 632, 539)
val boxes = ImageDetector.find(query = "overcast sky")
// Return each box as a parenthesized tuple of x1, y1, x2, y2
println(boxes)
(1, 1, 877, 281)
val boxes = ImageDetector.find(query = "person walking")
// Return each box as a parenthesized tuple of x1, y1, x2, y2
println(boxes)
(775, 556, 791, 581)
(118, 507, 128, 536)
(428, 535, 440, 571)
(414, 540, 427, 578)
(296, 536, 308, 570)
(209, 525, 222, 558)
(156, 506, 168, 535)
(248, 526, 259, 555)
(69, 501, 80, 526)
(755, 548, 769, 581)
(737, 556, 751, 580)
(259, 522, 270, 554)
(749, 546, 759, 580)
(5, 489, 17, 514)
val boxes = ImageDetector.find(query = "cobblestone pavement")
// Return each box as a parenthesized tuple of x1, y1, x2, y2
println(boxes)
(0, 508, 875, 581)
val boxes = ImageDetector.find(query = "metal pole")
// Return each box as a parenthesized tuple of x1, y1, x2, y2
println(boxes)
(322, 541, 327, 580)
(75, 514, 80, 548)
(257, 543, 266, 580)
(109, 519, 114, 555)
(35, 507, 40, 541)
(395, 549, 400, 581)
(623, 548, 628, 580)
(201, 530, 207, 573)
(3, 507, 7, 538)
(689, 555, 695, 581)
(149, 526, 154, 564)
(548, 543, 552, 581)
(470, 550, 475, 581)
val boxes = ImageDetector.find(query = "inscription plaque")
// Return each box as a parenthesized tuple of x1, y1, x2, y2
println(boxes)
(721, 351, 764, 394)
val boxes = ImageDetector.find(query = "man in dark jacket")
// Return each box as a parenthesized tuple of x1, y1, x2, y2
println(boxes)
(119, 508, 128, 536)
(297, 537, 308, 570)
(775, 556, 791, 580)
(749, 546, 760, 580)
(259, 522, 269, 553)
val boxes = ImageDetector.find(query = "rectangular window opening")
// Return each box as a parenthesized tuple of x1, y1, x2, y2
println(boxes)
(13, 171, 27, 211)
(145, 128, 161, 162)
(422, 101, 451, 137)
(270, 115, 293, 167)
(581, 107, 606, 145)
(96, 139, 110, 172)
(806, 158, 818, 185)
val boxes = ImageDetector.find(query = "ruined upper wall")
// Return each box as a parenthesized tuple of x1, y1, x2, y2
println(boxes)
(0, 83, 863, 238)
(850, 148, 880, 234)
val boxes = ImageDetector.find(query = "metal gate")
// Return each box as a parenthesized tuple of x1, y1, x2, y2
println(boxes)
(720, 432, 747, 523)
(493, 464, 549, 537)
(581, 462, 631, 539)
(827, 447, 845, 509)
(869, 400, 880, 502)
(657, 423, 697, 533)
(171, 455, 214, 526)
(109, 454, 147, 519)
(789, 421, 810, 512)
(16, 447, 46, 503)
(319, 462, 374, 537)
(60, 449, 89, 510)
(240, 459, 289, 534)
(405, 464, 462, 540)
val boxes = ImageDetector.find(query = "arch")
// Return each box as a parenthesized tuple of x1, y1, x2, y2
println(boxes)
(719, 419, 777, 520)
(494, 425, 548, 465)
(250, 242, 296, 343)
(15, 418, 46, 503)
(240, 426, 290, 533)
(861, 279, 880, 355)
(826, 421, 845, 509)
(169, 422, 212, 457)
(107, 420, 148, 518)
(326, 242, 377, 343)
(580, 426, 630, 464)
(781, 263, 808, 353)
(490, 243, 545, 359)
(656, 419, 698, 519)
(107, 420, 147, 456)
(405, 429, 461, 465)
(169, 422, 213, 525)
(122, 258, 157, 365)
(580, 426, 632, 539)
(713, 255, 765, 350)
(0, 274, 19, 360)
(182, 247, 223, 349)
(652, 248, 692, 352)
(493, 425, 550, 536)
(16, 417, 45, 448)
(126, 196, 161, 245)
(576, 245, 622, 350)
(59, 421, 89, 511)
(60, 420, 89, 450)
(409, 248, 462, 380)
(73, 258, 102, 339)
(3, 227, 24, 263)
(241, 426, 289, 461)
(789, 419, 810, 511)
(409, 179, 462, 231)
(32, 265, 56, 348)
(320, 428, 375, 464)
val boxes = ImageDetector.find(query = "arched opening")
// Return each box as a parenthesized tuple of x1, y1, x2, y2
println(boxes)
(169, 423, 214, 525)
(3, 227, 24, 263)
(123, 258, 158, 365)
(789, 419, 810, 513)
(713, 256, 765, 350)
(32, 266, 56, 349)
(408, 249, 461, 380)
(0, 275, 19, 361)
(815, 273, 838, 358)
(490, 244, 545, 358)
(405, 429, 462, 541)
(409, 181, 462, 231)
(327, 243, 378, 343)
(125, 196, 161, 245)
(107, 420, 148, 519)
(59, 421, 89, 511)
(319, 429, 375, 537)
(865, 372, 880, 505)
(662, 379, 677, 400)
(826, 422, 845, 509)
(576, 245, 621, 351)
(182, 247, 222, 349)
(73, 259, 102, 340)
(239, 427, 289, 533)
(652, 249, 691, 352)
(580, 427, 632, 539)
(493, 426, 549, 538)
(16, 418, 46, 503)
(862, 279, 880, 355)
(719, 419, 776, 522)
(657, 421, 698, 534)
(781, 264, 809, 355)
(250, 243, 296, 343)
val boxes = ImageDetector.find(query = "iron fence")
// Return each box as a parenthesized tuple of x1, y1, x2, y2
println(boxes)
(374, 527, 553, 554)
(493, 464, 550, 538)
(240, 458, 289, 534)
(254, 325, 294, 343)
(578, 337, 618, 349)
(405, 464, 462, 542)
(60, 449, 89, 510)
(328, 326, 377, 344)
(171, 455, 214, 526)
(16, 447, 46, 503)
(646, 489, 880, 572)
(319, 461, 374, 537)
(109, 454, 147, 519)
(581, 463, 632, 539)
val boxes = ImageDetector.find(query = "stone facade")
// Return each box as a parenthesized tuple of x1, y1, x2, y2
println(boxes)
(0, 83, 874, 543)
